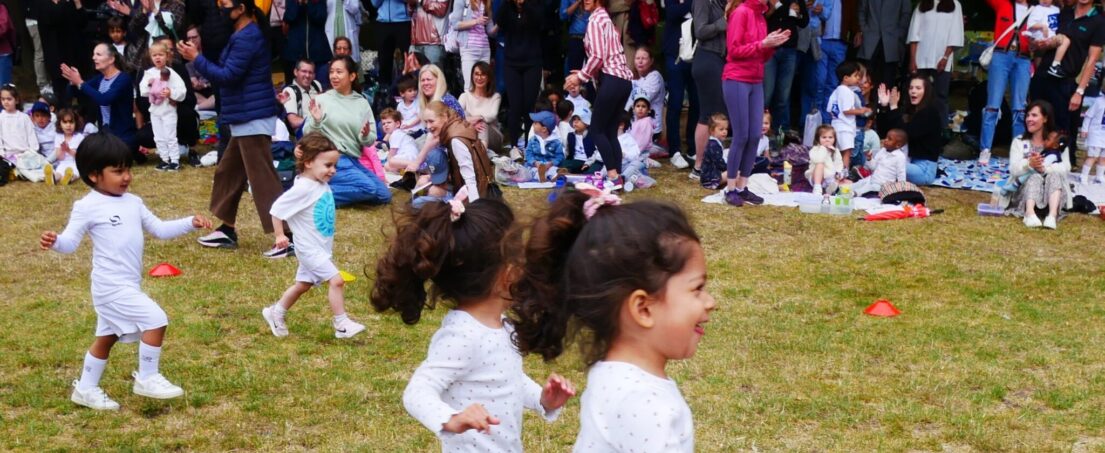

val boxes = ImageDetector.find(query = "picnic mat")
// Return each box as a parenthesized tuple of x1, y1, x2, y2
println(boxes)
(931, 157, 1010, 192)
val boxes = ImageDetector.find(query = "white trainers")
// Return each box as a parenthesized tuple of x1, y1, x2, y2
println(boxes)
(71, 380, 120, 410)
(132, 372, 184, 399)
(670, 152, 690, 169)
(1043, 216, 1057, 230)
(1024, 214, 1043, 228)
(978, 149, 992, 166)
(262, 305, 289, 337)
(333, 318, 366, 339)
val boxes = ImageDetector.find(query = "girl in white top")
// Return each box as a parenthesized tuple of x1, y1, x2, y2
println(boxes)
(1080, 95, 1105, 184)
(262, 132, 366, 340)
(40, 132, 212, 411)
(138, 42, 187, 170)
(0, 85, 38, 165)
(371, 192, 575, 452)
(51, 108, 86, 185)
(807, 125, 844, 196)
(512, 192, 717, 453)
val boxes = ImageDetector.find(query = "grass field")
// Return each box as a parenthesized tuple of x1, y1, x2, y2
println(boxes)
(3, 163, 1105, 452)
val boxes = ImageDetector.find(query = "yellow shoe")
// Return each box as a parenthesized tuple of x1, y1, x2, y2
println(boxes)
(60, 168, 74, 186)
(44, 163, 55, 186)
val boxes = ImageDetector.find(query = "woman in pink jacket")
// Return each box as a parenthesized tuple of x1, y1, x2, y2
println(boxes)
(721, 0, 790, 206)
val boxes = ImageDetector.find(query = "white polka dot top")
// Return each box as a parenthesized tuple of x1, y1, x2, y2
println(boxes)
(402, 309, 559, 452)
(572, 361, 694, 453)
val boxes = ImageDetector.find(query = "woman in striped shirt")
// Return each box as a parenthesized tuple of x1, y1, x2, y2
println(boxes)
(565, 0, 634, 187)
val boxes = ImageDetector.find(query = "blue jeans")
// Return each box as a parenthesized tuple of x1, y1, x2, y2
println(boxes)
(798, 50, 821, 126)
(981, 50, 1031, 152)
(414, 45, 446, 70)
(817, 39, 847, 124)
(664, 54, 699, 156)
(0, 54, 11, 86)
(331, 154, 392, 206)
(906, 159, 937, 186)
(763, 47, 798, 131)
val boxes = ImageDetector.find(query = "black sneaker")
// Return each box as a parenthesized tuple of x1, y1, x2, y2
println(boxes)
(1047, 63, 1067, 78)
(166, 163, 180, 172)
(738, 188, 764, 205)
(188, 150, 201, 167)
(155, 162, 169, 171)
(262, 243, 294, 259)
(390, 172, 417, 191)
(724, 189, 744, 207)
(198, 226, 238, 249)
(688, 168, 701, 181)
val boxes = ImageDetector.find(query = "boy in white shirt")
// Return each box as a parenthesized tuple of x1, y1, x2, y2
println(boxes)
(827, 61, 871, 171)
(396, 76, 423, 136)
(1028, 0, 1073, 78)
(379, 108, 420, 173)
(40, 133, 212, 410)
(848, 129, 908, 196)
(30, 102, 56, 159)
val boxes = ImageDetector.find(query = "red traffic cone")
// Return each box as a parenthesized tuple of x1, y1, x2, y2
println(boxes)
(864, 299, 900, 317)
(149, 262, 182, 277)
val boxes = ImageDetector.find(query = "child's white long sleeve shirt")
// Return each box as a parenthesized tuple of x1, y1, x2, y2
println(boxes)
(1083, 96, 1105, 149)
(52, 191, 194, 305)
(867, 148, 908, 186)
(0, 110, 39, 162)
(573, 361, 694, 453)
(139, 67, 187, 117)
(403, 310, 558, 452)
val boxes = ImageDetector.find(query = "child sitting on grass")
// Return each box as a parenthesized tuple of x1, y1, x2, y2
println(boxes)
(562, 107, 598, 174)
(379, 108, 420, 173)
(371, 190, 575, 451)
(807, 125, 844, 196)
(50, 108, 85, 185)
(846, 128, 907, 196)
(0, 85, 39, 178)
(524, 111, 565, 182)
(629, 95, 666, 159)
(262, 132, 366, 340)
(701, 113, 729, 190)
(30, 102, 56, 162)
(512, 190, 716, 451)
(40, 132, 212, 410)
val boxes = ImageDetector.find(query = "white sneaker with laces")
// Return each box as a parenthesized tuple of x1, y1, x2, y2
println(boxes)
(333, 318, 366, 339)
(71, 380, 120, 410)
(671, 152, 690, 169)
(1043, 216, 1057, 230)
(1024, 214, 1042, 228)
(132, 372, 184, 399)
(262, 306, 289, 337)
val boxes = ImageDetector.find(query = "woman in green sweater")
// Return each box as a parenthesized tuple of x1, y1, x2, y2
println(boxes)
(304, 55, 391, 206)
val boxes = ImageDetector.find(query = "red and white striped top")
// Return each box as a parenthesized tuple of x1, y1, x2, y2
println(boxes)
(578, 7, 633, 83)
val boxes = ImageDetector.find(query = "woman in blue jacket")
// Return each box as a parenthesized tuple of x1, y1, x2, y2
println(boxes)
(179, 0, 285, 255)
(60, 44, 138, 158)
(282, 0, 332, 85)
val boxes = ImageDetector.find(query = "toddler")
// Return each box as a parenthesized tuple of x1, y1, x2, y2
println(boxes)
(262, 133, 366, 339)
(40, 132, 211, 410)
(847, 128, 907, 196)
(105, 16, 131, 62)
(1080, 95, 1105, 184)
(629, 96, 666, 159)
(379, 108, 420, 173)
(31, 102, 56, 160)
(524, 111, 565, 182)
(807, 125, 844, 196)
(827, 61, 870, 170)
(0, 85, 38, 168)
(556, 99, 575, 146)
(757, 112, 772, 158)
(701, 113, 729, 190)
(396, 75, 423, 135)
(562, 108, 598, 174)
(512, 191, 716, 452)
(565, 83, 590, 113)
(139, 43, 186, 171)
(371, 191, 574, 451)
(51, 108, 86, 185)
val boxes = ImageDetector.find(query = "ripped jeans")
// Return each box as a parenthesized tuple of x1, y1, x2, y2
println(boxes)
(981, 50, 1031, 152)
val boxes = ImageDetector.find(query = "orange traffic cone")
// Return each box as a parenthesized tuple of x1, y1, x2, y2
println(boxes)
(864, 299, 900, 317)
(149, 262, 182, 277)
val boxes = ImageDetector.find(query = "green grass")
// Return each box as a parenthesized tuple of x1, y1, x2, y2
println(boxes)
(3, 164, 1105, 451)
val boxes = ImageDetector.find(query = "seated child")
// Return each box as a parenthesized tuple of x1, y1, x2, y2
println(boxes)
(847, 128, 907, 195)
(41, 132, 212, 410)
(562, 107, 598, 174)
(629, 96, 666, 159)
(701, 113, 729, 190)
(757, 112, 772, 158)
(396, 75, 423, 136)
(0, 85, 39, 169)
(565, 83, 590, 113)
(807, 125, 844, 196)
(524, 111, 565, 182)
(616, 112, 654, 188)
(50, 108, 86, 185)
(379, 108, 420, 173)
(556, 99, 574, 146)
(31, 102, 56, 161)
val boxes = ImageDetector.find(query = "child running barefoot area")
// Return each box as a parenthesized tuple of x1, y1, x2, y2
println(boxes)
(40, 133, 212, 410)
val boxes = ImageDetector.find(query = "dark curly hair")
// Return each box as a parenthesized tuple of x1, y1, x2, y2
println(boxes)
(370, 198, 517, 325)
(509, 191, 701, 366)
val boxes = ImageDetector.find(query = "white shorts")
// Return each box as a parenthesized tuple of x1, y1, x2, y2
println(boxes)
(93, 291, 168, 343)
(836, 131, 857, 153)
(296, 254, 339, 285)
(1088, 146, 1103, 158)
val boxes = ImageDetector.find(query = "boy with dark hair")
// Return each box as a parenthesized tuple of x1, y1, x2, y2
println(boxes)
(827, 61, 870, 170)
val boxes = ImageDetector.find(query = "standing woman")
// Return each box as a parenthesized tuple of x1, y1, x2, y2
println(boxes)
(979, 0, 1033, 166)
(61, 44, 138, 155)
(721, 0, 789, 206)
(304, 55, 391, 206)
(450, 0, 497, 92)
(689, 0, 726, 179)
(326, 0, 361, 63)
(907, 0, 963, 137)
(496, 0, 545, 148)
(564, 0, 634, 186)
(661, 0, 699, 161)
(179, 0, 283, 253)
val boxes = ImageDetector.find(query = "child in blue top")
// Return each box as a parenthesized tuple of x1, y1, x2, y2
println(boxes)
(525, 111, 565, 182)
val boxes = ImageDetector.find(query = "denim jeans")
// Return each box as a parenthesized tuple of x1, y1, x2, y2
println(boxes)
(414, 44, 446, 69)
(906, 159, 937, 186)
(763, 47, 798, 131)
(664, 54, 699, 156)
(798, 49, 821, 126)
(331, 154, 392, 206)
(981, 50, 1030, 152)
(0, 54, 11, 86)
(817, 39, 847, 124)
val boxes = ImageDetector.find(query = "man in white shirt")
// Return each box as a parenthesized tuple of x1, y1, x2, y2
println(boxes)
(280, 60, 322, 133)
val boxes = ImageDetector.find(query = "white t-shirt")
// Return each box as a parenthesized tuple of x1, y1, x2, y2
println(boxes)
(53, 132, 85, 165)
(269, 177, 335, 263)
(566, 93, 591, 112)
(398, 99, 423, 132)
(1025, 5, 1061, 41)
(273, 119, 291, 143)
(571, 132, 589, 161)
(827, 85, 859, 136)
(403, 310, 557, 452)
(51, 191, 195, 305)
(757, 136, 769, 157)
(808, 145, 844, 177)
(573, 361, 694, 453)
(1082, 96, 1105, 148)
(388, 129, 419, 162)
(868, 148, 908, 185)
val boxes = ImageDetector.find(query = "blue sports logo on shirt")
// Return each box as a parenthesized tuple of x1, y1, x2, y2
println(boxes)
(314, 191, 335, 237)
(1048, 14, 1060, 30)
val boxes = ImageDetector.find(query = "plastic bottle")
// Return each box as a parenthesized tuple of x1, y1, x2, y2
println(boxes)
(840, 185, 854, 214)
(782, 161, 792, 191)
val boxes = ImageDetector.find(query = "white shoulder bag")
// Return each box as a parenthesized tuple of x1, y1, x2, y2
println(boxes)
(981, 6, 1033, 70)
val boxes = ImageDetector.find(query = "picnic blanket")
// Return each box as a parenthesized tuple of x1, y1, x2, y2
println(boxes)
(701, 190, 899, 214)
(931, 157, 1010, 192)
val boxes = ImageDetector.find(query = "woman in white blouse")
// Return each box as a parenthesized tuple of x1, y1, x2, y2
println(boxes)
(906, 0, 963, 128)
(458, 61, 503, 150)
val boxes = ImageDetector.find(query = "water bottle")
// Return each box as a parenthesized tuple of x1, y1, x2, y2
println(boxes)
(782, 161, 792, 191)
(841, 185, 854, 213)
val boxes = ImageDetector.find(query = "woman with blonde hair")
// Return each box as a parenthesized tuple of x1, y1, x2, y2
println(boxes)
(419, 100, 498, 201)
(417, 64, 466, 117)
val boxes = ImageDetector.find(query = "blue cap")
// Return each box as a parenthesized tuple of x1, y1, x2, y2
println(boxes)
(30, 102, 50, 114)
(529, 111, 558, 132)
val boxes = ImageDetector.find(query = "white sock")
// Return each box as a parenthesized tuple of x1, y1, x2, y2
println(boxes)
(1083, 164, 1093, 182)
(272, 304, 287, 315)
(333, 313, 349, 325)
(138, 342, 161, 379)
(1097, 166, 1105, 182)
(78, 352, 107, 390)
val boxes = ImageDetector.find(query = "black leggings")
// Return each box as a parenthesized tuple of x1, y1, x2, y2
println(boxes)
(503, 63, 542, 145)
(590, 73, 632, 174)
(375, 21, 412, 86)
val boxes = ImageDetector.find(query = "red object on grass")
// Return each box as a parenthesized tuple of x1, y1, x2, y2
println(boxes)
(864, 204, 933, 221)
(149, 262, 182, 277)
(864, 299, 901, 317)
(1099, 205, 1105, 220)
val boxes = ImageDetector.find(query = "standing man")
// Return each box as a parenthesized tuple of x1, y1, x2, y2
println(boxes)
(372, 0, 412, 87)
(855, 0, 911, 90)
(816, 0, 844, 124)
(23, 1, 51, 93)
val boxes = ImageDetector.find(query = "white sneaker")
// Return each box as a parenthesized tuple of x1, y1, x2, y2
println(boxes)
(1024, 214, 1043, 228)
(670, 152, 690, 169)
(333, 318, 366, 339)
(71, 381, 120, 410)
(132, 372, 184, 399)
(1043, 216, 1057, 230)
(978, 149, 992, 166)
(262, 305, 289, 337)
